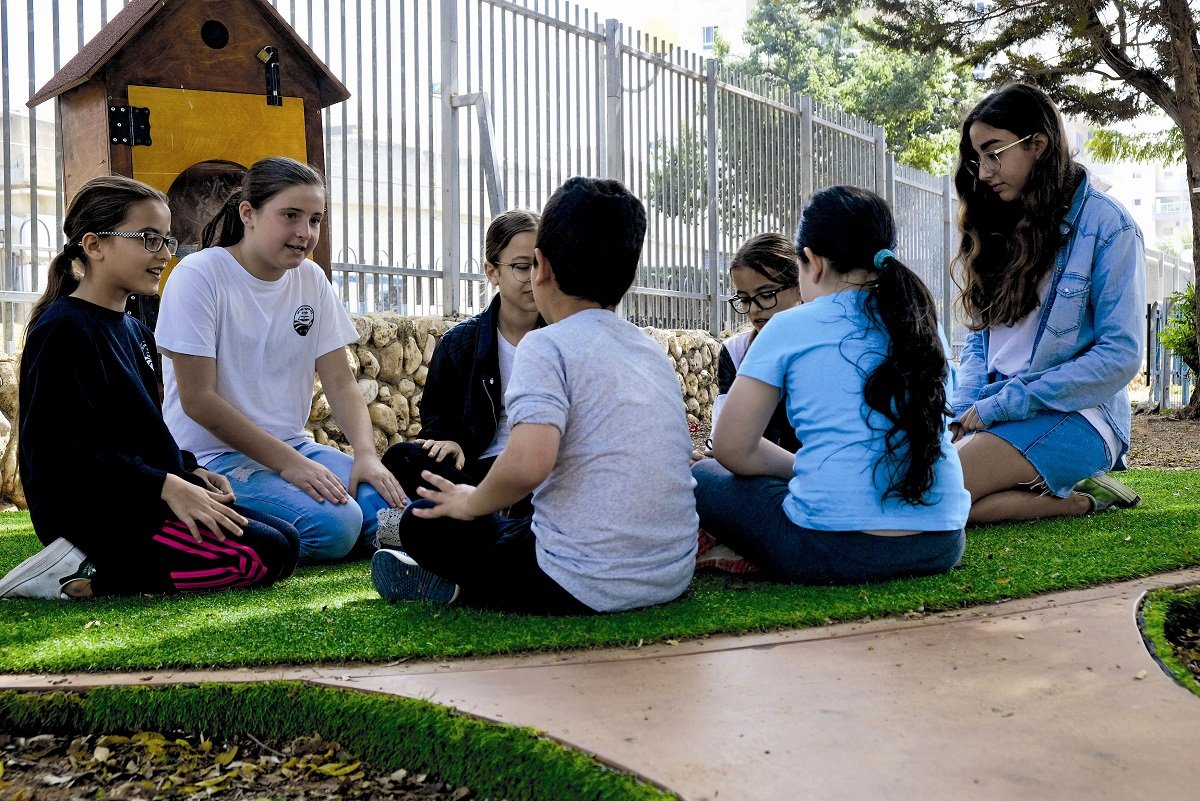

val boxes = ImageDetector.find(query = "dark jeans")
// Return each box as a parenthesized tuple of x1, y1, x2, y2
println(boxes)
(692, 459, 965, 584)
(82, 505, 300, 597)
(382, 441, 532, 517)
(398, 500, 593, 615)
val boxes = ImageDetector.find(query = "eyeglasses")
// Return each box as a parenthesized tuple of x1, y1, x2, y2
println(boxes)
(966, 135, 1032, 176)
(494, 260, 534, 283)
(727, 285, 796, 315)
(94, 230, 180, 256)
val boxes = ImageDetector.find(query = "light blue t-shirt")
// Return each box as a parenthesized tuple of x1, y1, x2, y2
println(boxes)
(739, 289, 970, 532)
(505, 309, 698, 612)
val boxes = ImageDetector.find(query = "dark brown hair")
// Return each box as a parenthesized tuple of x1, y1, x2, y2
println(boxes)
(29, 175, 167, 329)
(955, 84, 1082, 330)
(201, 157, 326, 248)
(731, 232, 798, 286)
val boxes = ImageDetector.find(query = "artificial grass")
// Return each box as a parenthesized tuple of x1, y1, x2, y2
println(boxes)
(1139, 585, 1200, 698)
(0, 468, 1196, 674)
(0, 682, 677, 801)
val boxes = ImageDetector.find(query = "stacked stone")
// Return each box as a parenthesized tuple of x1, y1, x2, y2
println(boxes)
(644, 327, 720, 431)
(305, 313, 458, 457)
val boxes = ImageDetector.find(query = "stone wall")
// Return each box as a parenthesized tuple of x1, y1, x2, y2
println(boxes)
(0, 314, 719, 508)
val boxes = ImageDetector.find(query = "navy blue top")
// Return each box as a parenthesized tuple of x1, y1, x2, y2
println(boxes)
(18, 296, 198, 545)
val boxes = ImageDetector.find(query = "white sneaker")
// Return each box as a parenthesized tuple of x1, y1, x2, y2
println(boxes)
(0, 538, 87, 600)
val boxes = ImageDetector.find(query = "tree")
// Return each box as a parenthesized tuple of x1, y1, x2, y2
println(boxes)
(810, 0, 1200, 415)
(729, 6, 975, 173)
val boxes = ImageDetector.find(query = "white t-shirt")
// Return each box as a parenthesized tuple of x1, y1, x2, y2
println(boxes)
(155, 247, 358, 465)
(987, 277, 1120, 467)
(479, 331, 518, 459)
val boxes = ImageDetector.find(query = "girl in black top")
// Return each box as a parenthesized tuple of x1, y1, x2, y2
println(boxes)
(0, 176, 298, 600)
(382, 210, 541, 515)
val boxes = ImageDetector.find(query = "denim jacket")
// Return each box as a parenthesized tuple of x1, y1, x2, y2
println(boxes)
(952, 171, 1146, 466)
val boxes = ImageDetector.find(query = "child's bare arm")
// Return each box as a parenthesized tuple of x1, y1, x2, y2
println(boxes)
(712, 375, 794, 480)
(413, 423, 559, 520)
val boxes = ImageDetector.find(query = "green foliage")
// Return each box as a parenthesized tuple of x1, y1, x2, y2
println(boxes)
(731, 6, 974, 173)
(0, 683, 678, 801)
(1, 468, 1198, 674)
(1159, 283, 1198, 376)
(1086, 128, 1185, 166)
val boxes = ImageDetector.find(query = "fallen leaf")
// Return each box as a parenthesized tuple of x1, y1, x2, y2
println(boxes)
(93, 746, 111, 762)
(1135, 669, 1148, 680)
(995, 577, 1011, 585)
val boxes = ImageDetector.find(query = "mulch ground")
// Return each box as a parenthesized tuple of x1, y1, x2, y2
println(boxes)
(0, 731, 475, 801)
(1127, 412, 1200, 470)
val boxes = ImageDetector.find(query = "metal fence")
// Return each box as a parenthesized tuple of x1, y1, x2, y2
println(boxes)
(0, 0, 1192, 370)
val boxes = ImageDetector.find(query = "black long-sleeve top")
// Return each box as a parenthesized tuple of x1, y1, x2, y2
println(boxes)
(18, 297, 199, 546)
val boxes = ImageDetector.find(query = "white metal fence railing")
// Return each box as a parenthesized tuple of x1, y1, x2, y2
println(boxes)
(0, 0, 1194, 395)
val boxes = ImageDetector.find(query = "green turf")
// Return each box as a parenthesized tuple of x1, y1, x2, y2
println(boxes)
(1139, 585, 1200, 698)
(0, 682, 677, 801)
(1, 468, 1197, 674)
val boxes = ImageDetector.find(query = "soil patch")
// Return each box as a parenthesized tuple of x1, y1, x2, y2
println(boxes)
(1127, 413, 1200, 470)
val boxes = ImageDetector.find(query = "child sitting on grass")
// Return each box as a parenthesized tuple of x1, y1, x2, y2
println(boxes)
(371, 176, 698, 614)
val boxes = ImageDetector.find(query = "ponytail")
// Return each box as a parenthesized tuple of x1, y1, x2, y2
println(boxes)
(27, 247, 83, 329)
(795, 185, 948, 505)
(27, 175, 166, 332)
(201, 190, 245, 248)
(862, 253, 948, 505)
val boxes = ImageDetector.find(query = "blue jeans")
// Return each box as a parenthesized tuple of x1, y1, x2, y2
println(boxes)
(692, 460, 965, 584)
(206, 440, 389, 563)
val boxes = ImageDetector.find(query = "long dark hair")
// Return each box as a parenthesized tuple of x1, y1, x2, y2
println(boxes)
(28, 175, 167, 329)
(201, 157, 326, 248)
(483, 209, 538, 266)
(731, 232, 798, 286)
(795, 186, 948, 506)
(955, 83, 1081, 330)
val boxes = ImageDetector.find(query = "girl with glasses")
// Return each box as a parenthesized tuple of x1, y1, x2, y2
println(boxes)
(708, 233, 802, 457)
(1, 175, 299, 600)
(692, 186, 969, 584)
(156, 157, 406, 564)
(380, 210, 544, 530)
(952, 83, 1145, 524)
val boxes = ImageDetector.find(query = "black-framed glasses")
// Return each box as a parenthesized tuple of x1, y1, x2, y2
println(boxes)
(965, 134, 1032, 176)
(94, 230, 180, 256)
(494, 260, 534, 283)
(727, 284, 797, 315)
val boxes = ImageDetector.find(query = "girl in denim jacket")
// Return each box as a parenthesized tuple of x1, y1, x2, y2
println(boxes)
(951, 84, 1145, 524)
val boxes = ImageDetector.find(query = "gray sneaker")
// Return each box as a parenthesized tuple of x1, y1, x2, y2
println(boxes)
(371, 548, 459, 605)
(0, 538, 87, 599)
(1075, 473, 1142, 514)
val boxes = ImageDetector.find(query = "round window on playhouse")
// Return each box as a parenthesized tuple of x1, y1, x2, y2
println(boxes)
(200, 20, 230, 50)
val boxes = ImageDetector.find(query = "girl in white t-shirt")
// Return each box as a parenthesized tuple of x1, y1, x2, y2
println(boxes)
(156, 157, 405, 563)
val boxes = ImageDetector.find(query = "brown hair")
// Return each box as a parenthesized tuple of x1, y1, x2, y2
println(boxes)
(954, 84, 1081, 330)
(483, 209, 538, 266)
(28, 175, 167, 329)
(731, 232, 798, 286)
(201, 157, 326, 248)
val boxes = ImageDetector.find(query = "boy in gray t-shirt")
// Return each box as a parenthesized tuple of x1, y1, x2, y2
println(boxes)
(372, 177, 698, 613)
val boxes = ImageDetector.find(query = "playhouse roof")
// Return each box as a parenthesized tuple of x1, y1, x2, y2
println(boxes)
(28, 0, 350, 108)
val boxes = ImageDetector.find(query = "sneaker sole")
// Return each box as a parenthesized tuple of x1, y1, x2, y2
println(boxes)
(371, 552, 457, 604)
(1089, 474, 1142, 508)
(0, 538, 77, 599)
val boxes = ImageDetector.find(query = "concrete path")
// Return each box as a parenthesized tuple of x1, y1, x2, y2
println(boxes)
(4, 568, 1199, 800)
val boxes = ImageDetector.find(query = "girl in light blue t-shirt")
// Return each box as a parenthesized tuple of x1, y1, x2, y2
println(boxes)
(692, 186, 970, 584)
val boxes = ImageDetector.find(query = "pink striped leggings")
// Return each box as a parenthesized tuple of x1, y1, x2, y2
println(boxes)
(87, 509, 299, 596)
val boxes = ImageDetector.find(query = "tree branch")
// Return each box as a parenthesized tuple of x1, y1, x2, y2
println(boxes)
(1077, 0, 1180, 124)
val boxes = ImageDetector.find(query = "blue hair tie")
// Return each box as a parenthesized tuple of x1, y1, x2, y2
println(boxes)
(873, 248, 895, 270)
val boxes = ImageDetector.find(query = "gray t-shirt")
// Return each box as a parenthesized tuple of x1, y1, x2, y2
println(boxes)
(506, 309, 698, 612)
